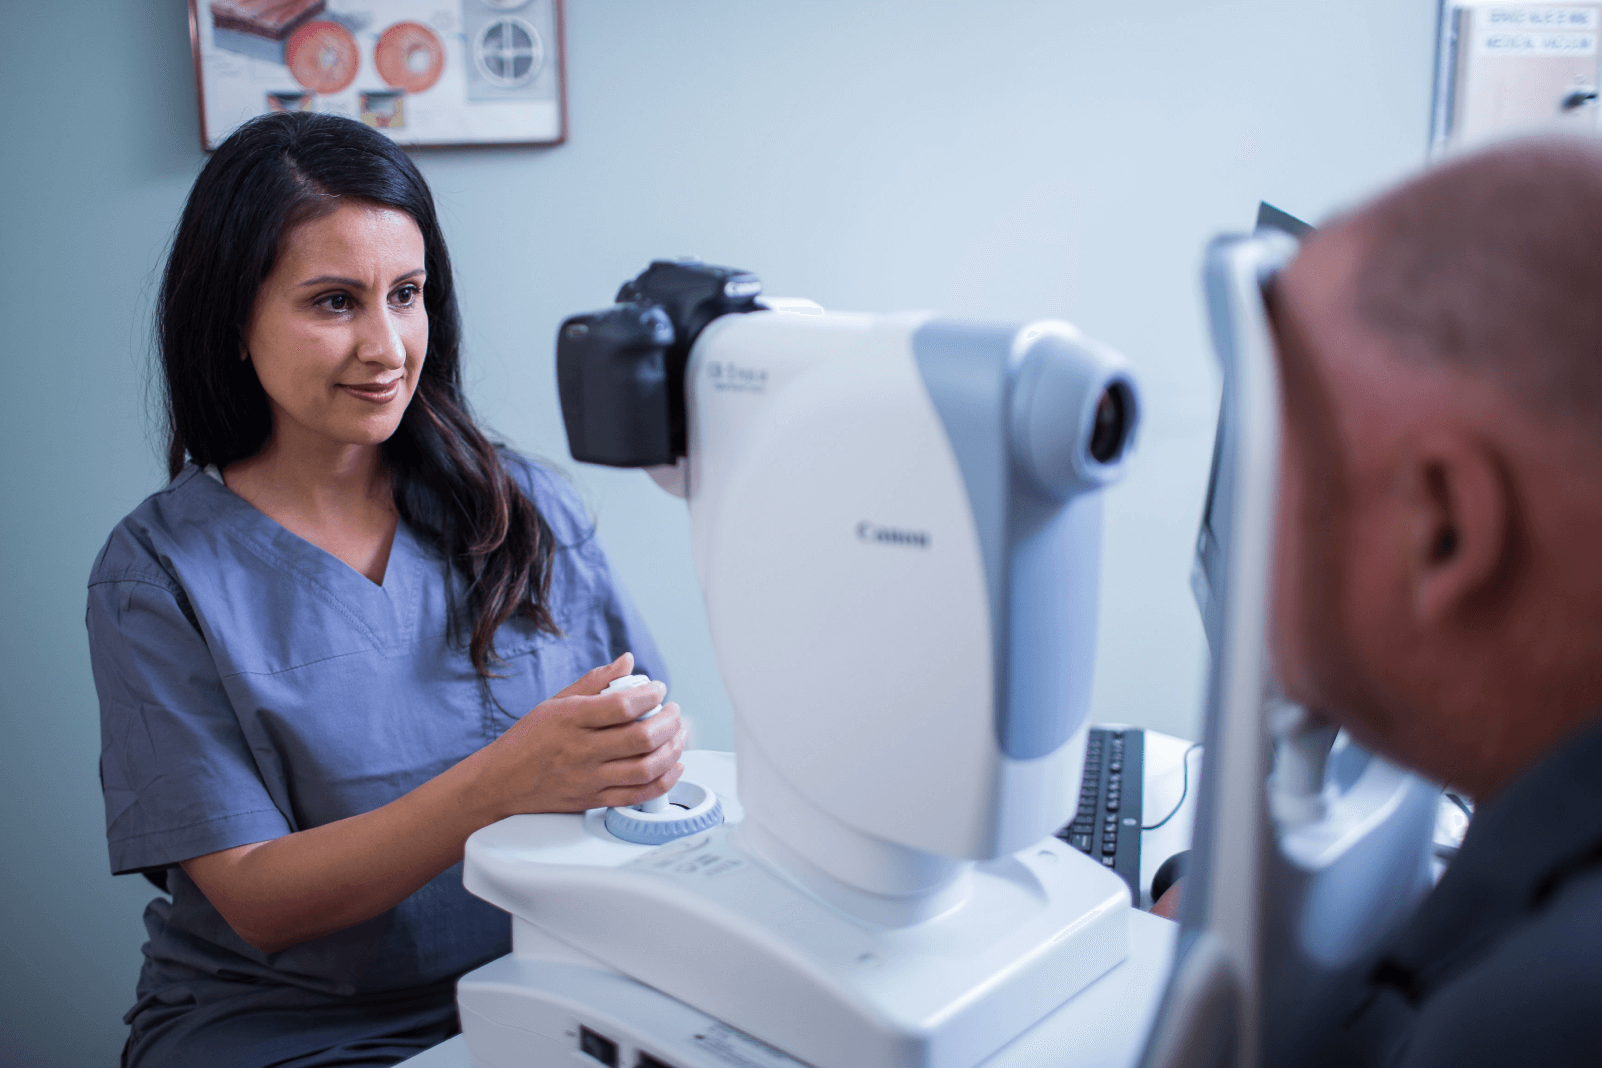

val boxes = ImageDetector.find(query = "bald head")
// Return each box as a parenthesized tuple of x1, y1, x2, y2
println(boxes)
(1268, 136, 1602, 800)
(1343, 135, 1602, 428)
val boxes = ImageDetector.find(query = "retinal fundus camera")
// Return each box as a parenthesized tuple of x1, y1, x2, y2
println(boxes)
(454, 260, 1166, 1068)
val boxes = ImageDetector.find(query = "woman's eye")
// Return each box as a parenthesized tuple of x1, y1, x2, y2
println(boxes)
(394, 285, 420, 306)
(321, 293, 352, 312)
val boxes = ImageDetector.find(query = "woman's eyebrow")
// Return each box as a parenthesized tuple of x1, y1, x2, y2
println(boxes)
(297, 268, 425, 289)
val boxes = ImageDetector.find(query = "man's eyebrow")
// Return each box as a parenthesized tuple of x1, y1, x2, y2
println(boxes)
(297, 268, 426, 289)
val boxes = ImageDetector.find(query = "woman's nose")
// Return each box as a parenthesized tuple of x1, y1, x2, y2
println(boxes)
(356, 306, 407, 368)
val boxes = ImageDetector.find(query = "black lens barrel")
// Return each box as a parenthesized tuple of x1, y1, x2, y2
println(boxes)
(556, 260, 762, 468)
(1088, 382, 1133, 465)
(557, 304, 675, 467)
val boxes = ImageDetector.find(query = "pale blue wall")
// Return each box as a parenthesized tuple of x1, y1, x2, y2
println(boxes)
(0, 2, 1435, 1063)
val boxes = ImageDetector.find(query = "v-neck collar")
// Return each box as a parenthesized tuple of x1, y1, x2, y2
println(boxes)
(183, 464, 421, 648)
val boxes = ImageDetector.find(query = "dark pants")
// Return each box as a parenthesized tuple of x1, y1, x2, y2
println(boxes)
(123, 969, 460, 1068)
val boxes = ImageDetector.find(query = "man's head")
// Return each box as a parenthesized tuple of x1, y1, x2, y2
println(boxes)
(1270, 136, 1602, 800)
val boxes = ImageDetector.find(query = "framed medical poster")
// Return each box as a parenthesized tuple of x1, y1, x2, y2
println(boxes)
(189, 0, 567, 151)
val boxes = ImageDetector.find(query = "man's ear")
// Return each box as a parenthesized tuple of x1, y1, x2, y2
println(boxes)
(1409, 432, 1509, 625)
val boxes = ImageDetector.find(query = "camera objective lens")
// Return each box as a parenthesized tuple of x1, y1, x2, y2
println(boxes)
(1088, 385, 1129, 464)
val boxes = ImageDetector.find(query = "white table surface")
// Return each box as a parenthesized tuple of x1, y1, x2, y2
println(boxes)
(401, 728, 1201, 1068)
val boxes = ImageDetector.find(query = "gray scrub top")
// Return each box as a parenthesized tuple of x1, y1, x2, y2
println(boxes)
(88, 458, 664, 1055)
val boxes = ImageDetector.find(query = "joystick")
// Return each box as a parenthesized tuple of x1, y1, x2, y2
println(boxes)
(601, 674, 668, 813)
(599, 674, 724, 845)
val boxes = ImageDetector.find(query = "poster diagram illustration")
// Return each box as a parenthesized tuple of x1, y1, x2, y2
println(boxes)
(191, 0, 566, 149)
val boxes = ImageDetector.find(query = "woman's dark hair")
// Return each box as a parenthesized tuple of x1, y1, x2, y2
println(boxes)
(158, 111, 557, 672)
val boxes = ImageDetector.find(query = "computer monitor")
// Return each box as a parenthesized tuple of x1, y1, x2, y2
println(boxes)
(1254, 201, 1314, 239)
(1141, 215, 1441, 1068)
(1192, 203, 1309, 652)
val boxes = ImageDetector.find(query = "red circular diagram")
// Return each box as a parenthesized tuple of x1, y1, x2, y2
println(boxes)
(375, 22, 446, 94)
(285, 21, 359, 95)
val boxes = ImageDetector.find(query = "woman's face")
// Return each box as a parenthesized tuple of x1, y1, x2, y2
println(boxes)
(243, 201, 428, 456)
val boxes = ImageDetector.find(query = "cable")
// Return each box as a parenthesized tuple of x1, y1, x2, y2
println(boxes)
(1143, 742, 1204, 831)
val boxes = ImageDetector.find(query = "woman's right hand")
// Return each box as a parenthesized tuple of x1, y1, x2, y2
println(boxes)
(183, 652, 684, 953)
(473, 652, 687, 819)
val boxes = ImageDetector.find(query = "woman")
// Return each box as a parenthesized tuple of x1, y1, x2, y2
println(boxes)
(88, 111, 686, 1067)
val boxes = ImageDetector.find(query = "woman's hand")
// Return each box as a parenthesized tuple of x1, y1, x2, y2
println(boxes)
(181, 651, 685, 954)
(472, 652, 688, 818)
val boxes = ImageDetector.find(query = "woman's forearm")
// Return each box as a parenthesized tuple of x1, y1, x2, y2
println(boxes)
(182, 754, 503, 953)
(181, 660, 686, 954)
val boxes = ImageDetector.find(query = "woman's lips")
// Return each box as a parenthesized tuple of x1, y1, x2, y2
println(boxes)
(339, 380, 402, 404)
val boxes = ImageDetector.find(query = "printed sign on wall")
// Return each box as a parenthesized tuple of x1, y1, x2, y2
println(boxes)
(1432, 2, 1601, 155)
(190, 0, 566, 150)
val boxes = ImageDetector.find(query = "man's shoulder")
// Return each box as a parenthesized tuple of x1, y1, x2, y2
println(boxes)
(1402, 864, 1602, 1068)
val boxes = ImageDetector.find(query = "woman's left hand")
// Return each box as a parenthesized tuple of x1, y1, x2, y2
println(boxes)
(470, 652, 687, 817)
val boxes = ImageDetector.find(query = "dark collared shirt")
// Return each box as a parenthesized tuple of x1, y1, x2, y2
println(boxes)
(1329, 715, 1602, 1067)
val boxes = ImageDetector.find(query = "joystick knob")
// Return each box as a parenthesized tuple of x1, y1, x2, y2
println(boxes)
(598, 674, 726, 845)
(602, 674, 668, 813)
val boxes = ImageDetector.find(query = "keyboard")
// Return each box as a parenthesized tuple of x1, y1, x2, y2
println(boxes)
(1057, 727, 1143, 904)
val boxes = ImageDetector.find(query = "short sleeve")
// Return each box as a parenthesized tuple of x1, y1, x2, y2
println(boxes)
(88, 564, 291, 875)
(504, 452, 669, 687)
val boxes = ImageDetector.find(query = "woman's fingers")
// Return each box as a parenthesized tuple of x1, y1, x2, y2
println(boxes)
(553, 652, 634, 699)
(494, 671, 689, 815)
(594, 762, 686, 810)
(557, 679, 667, 731)
(601, 723, 686, 786)
(586, 705, 682, 763)
(564, 686, 672, 734)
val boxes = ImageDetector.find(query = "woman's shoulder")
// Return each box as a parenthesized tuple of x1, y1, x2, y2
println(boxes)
(498, 449, 596, 549)
(88, 465, 226, 590)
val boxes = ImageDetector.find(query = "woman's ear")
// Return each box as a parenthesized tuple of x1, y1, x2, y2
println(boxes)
(1409, 432, 1509, 625)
